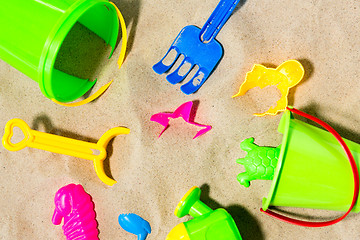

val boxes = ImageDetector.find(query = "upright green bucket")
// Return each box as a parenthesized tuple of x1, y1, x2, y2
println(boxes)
(0, 0, 119, 102)
(262, 110, 360, 214)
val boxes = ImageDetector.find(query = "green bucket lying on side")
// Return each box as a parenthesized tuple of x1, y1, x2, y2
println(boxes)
(262, 110, 360, 212)
(0, 0, 119, 102)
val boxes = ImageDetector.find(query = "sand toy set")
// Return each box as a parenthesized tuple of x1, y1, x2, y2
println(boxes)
(1, 0, 359, 239)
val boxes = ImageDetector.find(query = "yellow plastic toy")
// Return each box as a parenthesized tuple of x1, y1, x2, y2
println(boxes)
(2, 118, 130, 186)
(232, 60, 304, 116)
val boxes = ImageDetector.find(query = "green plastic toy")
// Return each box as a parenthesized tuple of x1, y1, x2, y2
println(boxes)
(235, 108, 360, 227)
(0, 0, 120, 102)
(166, 186, 242, 240)
(236, 137, 280, 187)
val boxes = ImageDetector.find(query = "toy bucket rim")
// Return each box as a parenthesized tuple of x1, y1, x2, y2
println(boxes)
(261, 110, 291, 211)
(38, 0, 117, 101)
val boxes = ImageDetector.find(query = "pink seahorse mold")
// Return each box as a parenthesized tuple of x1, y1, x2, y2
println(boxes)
(52, 184, 99, 240)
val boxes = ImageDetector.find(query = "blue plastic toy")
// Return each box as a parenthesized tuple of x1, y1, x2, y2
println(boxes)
(153, 0, 241, 95)
(118, 213, 151, 240)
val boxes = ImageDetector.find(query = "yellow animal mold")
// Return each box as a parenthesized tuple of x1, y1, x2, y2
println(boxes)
(232, 60, 304, 116)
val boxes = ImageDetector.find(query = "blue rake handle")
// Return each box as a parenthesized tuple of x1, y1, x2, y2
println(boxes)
(200, 0, 241, 43)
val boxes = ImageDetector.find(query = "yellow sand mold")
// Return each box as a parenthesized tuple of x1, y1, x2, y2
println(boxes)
(233, 60, 304, 116)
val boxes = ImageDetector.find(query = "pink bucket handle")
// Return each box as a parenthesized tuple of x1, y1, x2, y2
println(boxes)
(260, 107, 359, 227)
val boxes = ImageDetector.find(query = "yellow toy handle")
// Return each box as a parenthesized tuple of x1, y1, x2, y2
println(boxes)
(2, 118, 32, 151)
(2, 118, 130, 186)
(110, 2, 128, 69)
(94, 126, 130, 186)
(52, 80, 113, 107)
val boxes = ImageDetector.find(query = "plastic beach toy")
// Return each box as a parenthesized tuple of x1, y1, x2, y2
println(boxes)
(0, 0, 127, 105)
(166, 186, 242, 240)
(153, 0, 241, 95)
(236, 107, 360, 227)
(236, 137, 280, 187)
(232, 60, 305, 116)
(118, 213, 151, 240)
(52, 184, 99, 240)
(150, 101, 212, 139)
(2, 118, 130, 186)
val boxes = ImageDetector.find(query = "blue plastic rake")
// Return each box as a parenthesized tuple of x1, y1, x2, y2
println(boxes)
(153, 0, 241, 95)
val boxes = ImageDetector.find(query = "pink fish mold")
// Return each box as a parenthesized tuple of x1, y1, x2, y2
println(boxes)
(52, 184, 99, 240)
(150, 101, 212, 139)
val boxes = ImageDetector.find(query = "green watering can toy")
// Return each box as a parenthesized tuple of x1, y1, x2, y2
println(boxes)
(166, 186, 242, 240)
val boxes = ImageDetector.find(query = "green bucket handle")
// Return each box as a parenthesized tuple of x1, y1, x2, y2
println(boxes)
(260, 107, 359, 227)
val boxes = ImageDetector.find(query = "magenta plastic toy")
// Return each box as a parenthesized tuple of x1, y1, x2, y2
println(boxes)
(52, 184, 99, 240)
(150, 101, 212, 139)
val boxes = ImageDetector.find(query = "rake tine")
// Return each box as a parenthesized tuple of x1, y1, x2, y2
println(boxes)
(166, 58, 193, 85)
(180, 68, 209, 95)
(152, 47, 180, 75)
